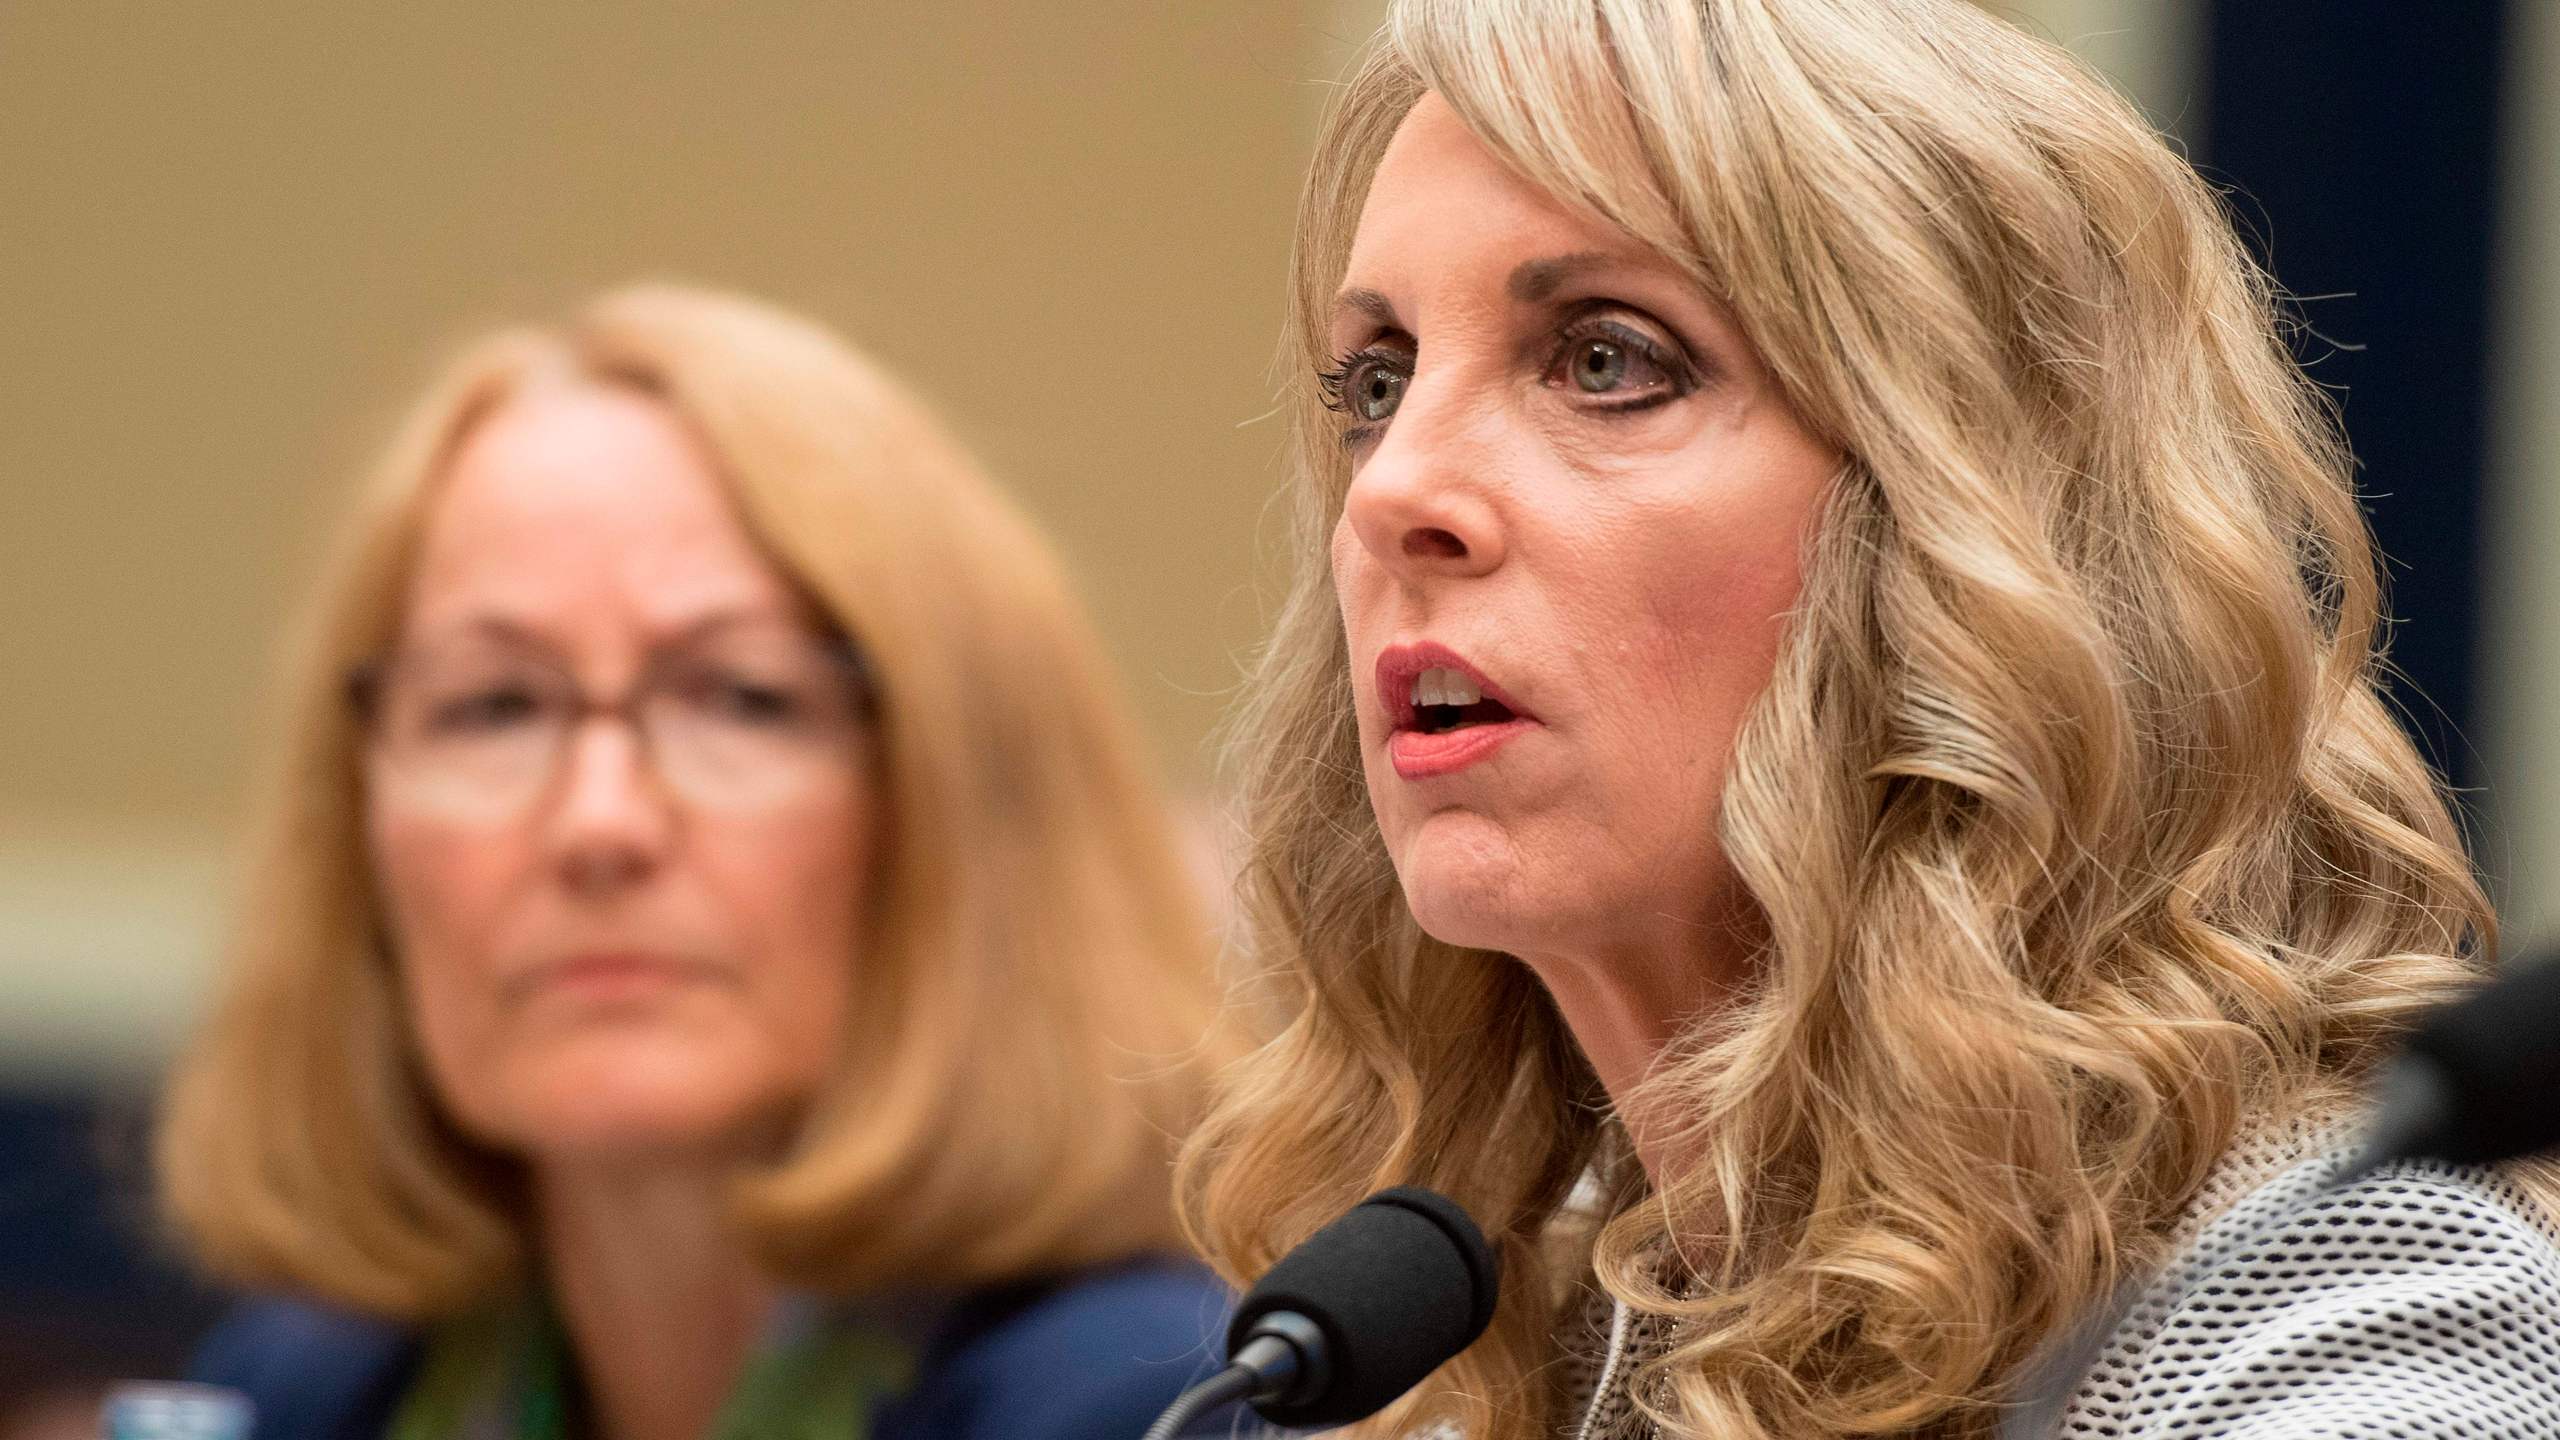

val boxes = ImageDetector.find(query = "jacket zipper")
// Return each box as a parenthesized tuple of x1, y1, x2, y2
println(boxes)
(1572, 1296, 1634, 1440)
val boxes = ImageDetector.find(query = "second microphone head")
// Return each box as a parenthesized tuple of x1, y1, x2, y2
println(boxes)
(1227, 1184, 1502, 1428)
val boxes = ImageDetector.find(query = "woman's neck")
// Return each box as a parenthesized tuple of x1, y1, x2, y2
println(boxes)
(1517, 894, 1758, 1184)
(533, 1159, 777, 1440)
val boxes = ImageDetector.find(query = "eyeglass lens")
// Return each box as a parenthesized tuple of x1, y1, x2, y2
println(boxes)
(363, 625, 868, 820)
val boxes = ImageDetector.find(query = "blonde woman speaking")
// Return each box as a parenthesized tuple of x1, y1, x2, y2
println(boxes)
(159, 286, 1232, 1440)
(1179, 2, 2560, 1436)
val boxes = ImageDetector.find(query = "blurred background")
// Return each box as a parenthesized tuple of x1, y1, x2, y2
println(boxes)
(1, 0, 2551, 1425)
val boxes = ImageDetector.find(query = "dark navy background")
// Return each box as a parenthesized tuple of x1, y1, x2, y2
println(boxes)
(2203, 0, 2510, 792)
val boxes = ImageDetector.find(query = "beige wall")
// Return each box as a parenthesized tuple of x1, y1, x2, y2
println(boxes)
(0, 1, 2211, 1078)
(1988, 0, 2205, 137)
(0, 4, 1357, 1076)
(2481, 0, 2560, 949)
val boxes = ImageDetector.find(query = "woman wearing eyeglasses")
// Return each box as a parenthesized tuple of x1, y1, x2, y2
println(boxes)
(154, 285, 1233, 1440)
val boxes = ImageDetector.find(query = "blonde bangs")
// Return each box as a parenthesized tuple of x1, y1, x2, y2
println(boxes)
(159, 285, 1225, 1317)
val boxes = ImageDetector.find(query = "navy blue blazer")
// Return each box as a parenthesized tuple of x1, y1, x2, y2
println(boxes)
(189, 1256, 1238, 1440)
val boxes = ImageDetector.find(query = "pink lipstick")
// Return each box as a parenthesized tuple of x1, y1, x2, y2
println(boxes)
(1373, 642, 1538, 780)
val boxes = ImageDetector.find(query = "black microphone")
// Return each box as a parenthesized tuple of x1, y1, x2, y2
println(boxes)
(2359, 954, 2560, 1169)
(1139, 1186, 1500, 1440)
(2001, 954, 2560, 1438)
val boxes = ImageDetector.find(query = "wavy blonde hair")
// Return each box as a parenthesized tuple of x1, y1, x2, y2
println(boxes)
(161, 284, 1224, 1318)
(1179, 2, 2515, 1435)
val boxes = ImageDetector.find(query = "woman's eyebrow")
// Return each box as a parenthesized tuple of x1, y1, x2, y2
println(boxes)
(1331, 252, 1647, 337)
(1507, 251, 1616, 303)
(1331, 286, 1403, 335)
(665, 605, 792, 641)
(448, 614, 552, 651)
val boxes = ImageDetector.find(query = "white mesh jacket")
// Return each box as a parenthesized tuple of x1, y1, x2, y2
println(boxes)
(1551, 1114, 2560, 1438)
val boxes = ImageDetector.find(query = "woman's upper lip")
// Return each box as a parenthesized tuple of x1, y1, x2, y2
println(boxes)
(1372, 640, 1534, 731)
(508, 952, 709, 996)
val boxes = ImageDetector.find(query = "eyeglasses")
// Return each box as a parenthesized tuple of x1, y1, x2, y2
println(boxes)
(350, 622, 874, 823)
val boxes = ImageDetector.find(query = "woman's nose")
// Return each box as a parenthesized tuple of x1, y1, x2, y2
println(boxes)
(1337, 383, 1506, 584)
(541, 719, 674, 896)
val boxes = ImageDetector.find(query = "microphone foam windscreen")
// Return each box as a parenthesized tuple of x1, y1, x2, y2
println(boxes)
(2403, 955, 2560, 1165)
(1228, 1186, 1501, 1428)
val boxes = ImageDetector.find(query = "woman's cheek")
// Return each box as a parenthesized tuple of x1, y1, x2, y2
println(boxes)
(712, 807, 866, 1087)
(398, 947, 516, 1141)
(365, 809, 545, 1141)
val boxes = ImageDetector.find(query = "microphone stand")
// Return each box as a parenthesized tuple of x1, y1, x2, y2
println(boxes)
(1139, 1317, 1317, 1440)
(1138, 1363, 1268, 1440)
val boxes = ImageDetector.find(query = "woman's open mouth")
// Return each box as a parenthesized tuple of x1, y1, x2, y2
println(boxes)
(1378, 647, 1538, 779)
(1407, 666, 1519, 734)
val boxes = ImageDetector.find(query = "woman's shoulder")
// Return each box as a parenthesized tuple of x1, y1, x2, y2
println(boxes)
(879, 1253, 1237, 1440)
(186, 1295, 420, 1440)
(183, 1257, 1237, 1440)
(2069, 1152, 2560, 1436)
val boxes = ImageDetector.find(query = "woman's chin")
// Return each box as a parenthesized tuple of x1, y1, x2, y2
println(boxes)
(1402, 862, 1626, 962)
(1399, 864, 1541, 957)
(1392, 813, 1580, 949)
(462, 1039, 797, 1164)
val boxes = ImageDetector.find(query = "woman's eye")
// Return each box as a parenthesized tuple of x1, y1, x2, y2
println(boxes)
(430, 687, 544, 734)
(1567, 339, 1629, 393)
(1319, 346, 1413, 430)
(695, 676, 804, 724)
(1349, 360, 1407, 422)
(1544, 318, 1694, 408)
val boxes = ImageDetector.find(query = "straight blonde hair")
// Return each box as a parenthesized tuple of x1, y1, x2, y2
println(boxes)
(161, 284, 1226, 1317)
(1181, 3, 2528, 1437)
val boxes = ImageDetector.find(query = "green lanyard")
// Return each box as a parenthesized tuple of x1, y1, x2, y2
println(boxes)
(388, 1295, 914, 1440)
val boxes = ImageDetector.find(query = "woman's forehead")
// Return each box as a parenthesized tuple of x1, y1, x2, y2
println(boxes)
(403, 387, 795, 643)
(1339, 95, 1680, 329)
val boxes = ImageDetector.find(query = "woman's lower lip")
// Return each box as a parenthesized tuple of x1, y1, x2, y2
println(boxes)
(520, 958, 705, 1001)
(1388, 718, 1534, 779)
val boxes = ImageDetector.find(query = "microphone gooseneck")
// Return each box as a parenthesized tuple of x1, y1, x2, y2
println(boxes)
(1136, 1316, 1318, 1440)
(1139, 1186, 1500, 1439)
(1134, 1358, 1274, 1440)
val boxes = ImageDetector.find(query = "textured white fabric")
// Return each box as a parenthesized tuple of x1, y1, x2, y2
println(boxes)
(2056, 1148, 2560, 1436)
(1544, 1117, 2560, 1438)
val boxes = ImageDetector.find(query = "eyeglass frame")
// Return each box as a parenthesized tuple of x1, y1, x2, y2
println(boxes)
(343, 622, 879, 820)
